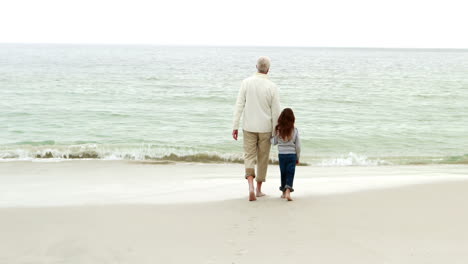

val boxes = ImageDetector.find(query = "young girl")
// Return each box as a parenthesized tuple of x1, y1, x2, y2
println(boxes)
(271, 108, 301, 201)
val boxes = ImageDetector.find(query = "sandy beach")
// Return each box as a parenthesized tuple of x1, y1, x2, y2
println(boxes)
(2, 2, 468, 263)
(1, 161, 467, 263)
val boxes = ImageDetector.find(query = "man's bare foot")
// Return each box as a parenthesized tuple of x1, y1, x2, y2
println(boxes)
(249, 190, 256, 201)
(247, 176, 256, 201)
(256, 189, 266, 197)
(255, 181, 265, 197)
(280, 191, 286, 199)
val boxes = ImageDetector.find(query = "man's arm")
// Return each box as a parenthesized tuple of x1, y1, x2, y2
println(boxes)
(232, 81, 246, 140)
(270, 85, 281, 136)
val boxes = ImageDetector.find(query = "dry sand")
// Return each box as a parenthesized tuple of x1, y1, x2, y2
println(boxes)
(0, 161, 467, 263)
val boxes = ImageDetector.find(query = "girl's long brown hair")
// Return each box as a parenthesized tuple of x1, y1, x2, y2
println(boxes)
(275, 108, 295, 141)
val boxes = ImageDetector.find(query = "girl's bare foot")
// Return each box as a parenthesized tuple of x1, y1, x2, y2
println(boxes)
(285, 189, 293, 201)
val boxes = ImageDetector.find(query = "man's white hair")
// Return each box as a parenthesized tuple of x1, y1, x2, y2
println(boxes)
(256, 56, 271, 73)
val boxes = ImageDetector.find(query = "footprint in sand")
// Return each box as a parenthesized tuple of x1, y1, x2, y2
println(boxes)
(247, 216, 257, 236)
(236, 249, 249, 256)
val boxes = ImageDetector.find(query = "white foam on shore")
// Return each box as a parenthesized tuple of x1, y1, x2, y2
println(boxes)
(0, 162, 467, 207)
(318, 152, 389, 166)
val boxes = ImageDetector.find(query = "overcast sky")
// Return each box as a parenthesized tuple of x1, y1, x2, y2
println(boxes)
(1, 0, 467, 48)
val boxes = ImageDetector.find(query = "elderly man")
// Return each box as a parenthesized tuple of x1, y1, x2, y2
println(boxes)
(232, 56, 281, 201)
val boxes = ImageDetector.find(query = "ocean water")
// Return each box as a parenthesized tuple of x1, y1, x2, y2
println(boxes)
(1, 44, 467, 165)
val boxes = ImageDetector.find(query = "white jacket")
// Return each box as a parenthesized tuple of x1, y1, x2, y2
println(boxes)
(233, 73, 281, 135)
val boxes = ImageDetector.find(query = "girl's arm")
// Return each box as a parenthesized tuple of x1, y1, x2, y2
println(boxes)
(295, 129, 301, 161)
(270, 134, 278, 145)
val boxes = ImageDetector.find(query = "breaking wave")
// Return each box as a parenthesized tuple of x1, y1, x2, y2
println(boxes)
(0, 144, 467, 166)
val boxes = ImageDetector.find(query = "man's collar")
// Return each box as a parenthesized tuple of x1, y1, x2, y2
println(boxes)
(255, 72, 268, 78)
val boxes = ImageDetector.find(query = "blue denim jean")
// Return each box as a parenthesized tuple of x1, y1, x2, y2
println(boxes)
(278, 154, 296, 192)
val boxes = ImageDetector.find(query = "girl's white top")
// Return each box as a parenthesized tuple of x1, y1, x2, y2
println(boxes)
(271, 128, 301, 160)
(232, 73, 281, 135)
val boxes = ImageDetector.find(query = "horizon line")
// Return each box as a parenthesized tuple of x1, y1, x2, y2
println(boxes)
(1, 42, 468, 51)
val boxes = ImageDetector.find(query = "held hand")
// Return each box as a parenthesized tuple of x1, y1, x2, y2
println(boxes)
(232, 129, 238, 141)
(296, 160, 299, 165)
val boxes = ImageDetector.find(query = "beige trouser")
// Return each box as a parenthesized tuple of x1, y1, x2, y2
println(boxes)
(243, 130, 271, 182)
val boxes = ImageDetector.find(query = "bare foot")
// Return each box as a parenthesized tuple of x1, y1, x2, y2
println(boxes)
(280, 191, 286, 198)
(247, 176, 256, 201)
(256, 190, 266, 197)
(249, 190, 256, 201)
(285, 190, 293, 201)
